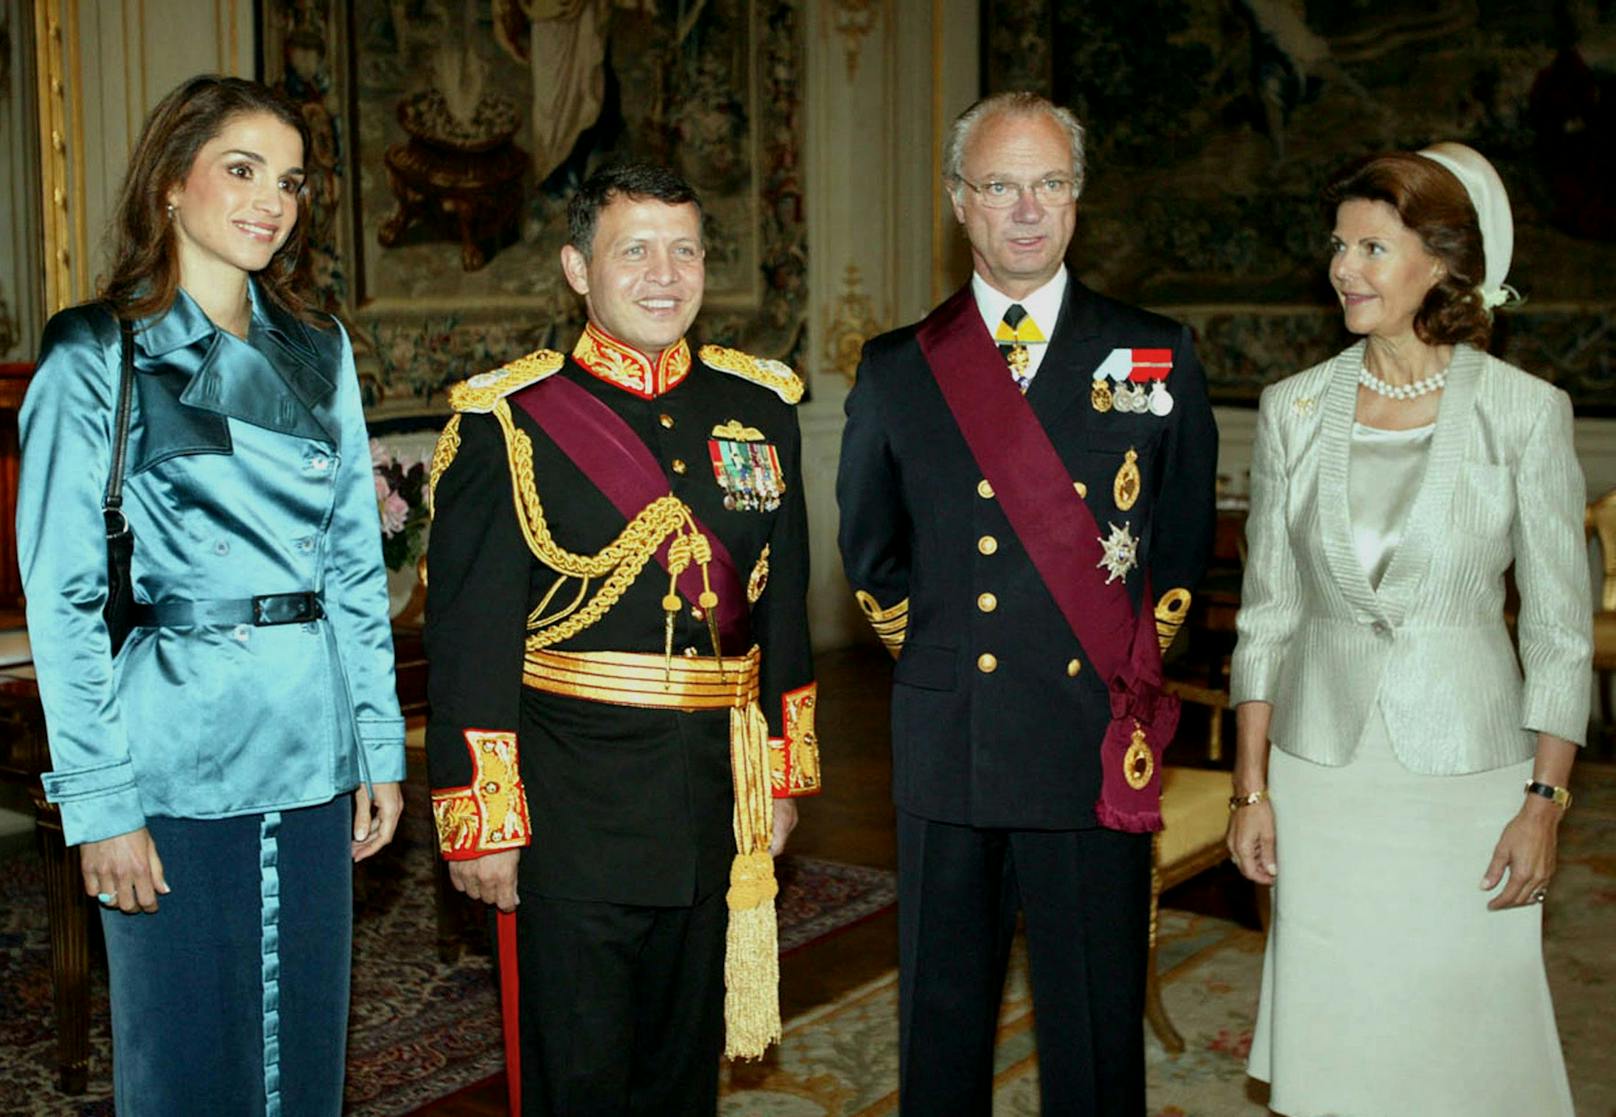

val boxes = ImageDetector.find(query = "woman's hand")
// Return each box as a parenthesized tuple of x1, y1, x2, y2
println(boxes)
(352, 781, 404, 862)
(80, 827, 168, 914)
(1227, 800, 1278, 885)
(1482, 797, 1561, 910)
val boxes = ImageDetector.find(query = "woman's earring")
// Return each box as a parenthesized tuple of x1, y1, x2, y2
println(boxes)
(166, 203, 175, 219)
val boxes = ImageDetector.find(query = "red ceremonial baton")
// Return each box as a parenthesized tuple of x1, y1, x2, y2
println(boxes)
(498, 909, 521, 1116)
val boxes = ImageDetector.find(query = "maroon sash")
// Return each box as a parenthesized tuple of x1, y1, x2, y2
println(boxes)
(916, 287, 1176, 832)
(509, 373, 749, 651)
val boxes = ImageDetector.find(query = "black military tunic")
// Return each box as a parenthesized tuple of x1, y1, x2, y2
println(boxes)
(424, 325, 818, 1114)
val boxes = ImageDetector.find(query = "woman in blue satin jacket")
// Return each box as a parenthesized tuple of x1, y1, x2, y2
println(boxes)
(17, 76, 405, 1114)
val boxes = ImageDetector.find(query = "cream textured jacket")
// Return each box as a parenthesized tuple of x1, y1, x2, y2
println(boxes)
(1230, 341, 1591, 772)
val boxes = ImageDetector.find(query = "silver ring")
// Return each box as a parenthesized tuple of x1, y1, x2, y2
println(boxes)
(96, 892, 115, 905)
(1531, 889, 1548, 903)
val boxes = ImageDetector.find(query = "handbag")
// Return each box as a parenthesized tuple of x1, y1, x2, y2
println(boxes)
(103, 318, 136, 655)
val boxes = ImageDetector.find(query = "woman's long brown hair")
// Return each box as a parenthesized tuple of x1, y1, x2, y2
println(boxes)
(101, 75, 322, 325)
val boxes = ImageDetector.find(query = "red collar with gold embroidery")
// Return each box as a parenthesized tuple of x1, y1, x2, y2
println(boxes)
(571, 323, 692, 399)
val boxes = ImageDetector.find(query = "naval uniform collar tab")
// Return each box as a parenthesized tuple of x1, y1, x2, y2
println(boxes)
(572, 322, 693, 399)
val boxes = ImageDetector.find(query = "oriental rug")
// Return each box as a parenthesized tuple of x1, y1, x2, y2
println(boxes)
(0, 805, 896, 1117)
(717, 765, 1616, 1116)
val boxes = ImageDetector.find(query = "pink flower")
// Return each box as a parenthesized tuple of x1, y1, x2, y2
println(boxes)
(374, 473, 391, 502)
(369, 437, 393, 469)
(380, 491, 410, 536)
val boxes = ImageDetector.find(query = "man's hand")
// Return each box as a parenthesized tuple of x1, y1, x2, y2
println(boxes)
(81, 827, 168, 914)
(448, 849, 521, 911)
(770, 799, 798, 858)
(352, 781, 404, 862)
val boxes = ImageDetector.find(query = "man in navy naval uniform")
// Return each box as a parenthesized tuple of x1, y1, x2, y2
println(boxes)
(837, 92, 1217, 1115)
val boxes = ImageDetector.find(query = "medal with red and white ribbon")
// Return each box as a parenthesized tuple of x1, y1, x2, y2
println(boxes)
(1091, 348, 1175, 415)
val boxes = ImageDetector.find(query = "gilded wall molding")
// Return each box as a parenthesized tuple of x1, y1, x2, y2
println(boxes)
(829, 0, 878, 79)
(823, 263, 883, 381)
(33, 0, 74, 315)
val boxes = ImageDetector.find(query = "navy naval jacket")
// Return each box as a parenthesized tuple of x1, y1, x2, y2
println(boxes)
(836, 279, 1218, 830)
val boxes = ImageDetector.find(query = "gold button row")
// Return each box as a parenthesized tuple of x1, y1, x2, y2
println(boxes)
(975, 652, 1081, 676)
(672, 458, 687, 475)
(978, 477, 1086, 498)
(659, 413, 675, 429)
(977, 592, 997, 613)
(977, 535, 997, 555)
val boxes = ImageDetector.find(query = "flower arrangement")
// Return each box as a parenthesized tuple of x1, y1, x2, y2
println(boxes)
(371, 437, 430, 573)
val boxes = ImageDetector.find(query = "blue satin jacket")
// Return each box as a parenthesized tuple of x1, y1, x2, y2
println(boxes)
(18, 283, 406, 846)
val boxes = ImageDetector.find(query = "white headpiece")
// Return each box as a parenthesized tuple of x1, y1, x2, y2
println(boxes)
(1418, 142, 1517, 310)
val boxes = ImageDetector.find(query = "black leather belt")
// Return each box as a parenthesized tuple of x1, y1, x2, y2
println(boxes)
(129, 592, 325, 628)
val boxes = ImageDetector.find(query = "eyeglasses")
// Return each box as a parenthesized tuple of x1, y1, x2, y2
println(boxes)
(955, 176, 1077, 208)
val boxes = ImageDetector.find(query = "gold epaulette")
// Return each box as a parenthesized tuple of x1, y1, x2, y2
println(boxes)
(447, 349, 566, 413)
(699, 344, 804, 405)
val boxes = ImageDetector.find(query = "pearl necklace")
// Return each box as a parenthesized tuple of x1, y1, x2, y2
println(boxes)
(1358, 360, 1448, 400)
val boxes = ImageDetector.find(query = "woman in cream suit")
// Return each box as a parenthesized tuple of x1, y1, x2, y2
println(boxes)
(1227, 144, 1591, 1116)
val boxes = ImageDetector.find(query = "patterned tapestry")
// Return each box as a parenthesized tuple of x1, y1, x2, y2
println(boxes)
(985, 0, 1616, 413)
(261, 0, 806, 418)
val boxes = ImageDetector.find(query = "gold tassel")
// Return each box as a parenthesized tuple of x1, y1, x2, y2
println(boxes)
(723, 701, 780, 1059)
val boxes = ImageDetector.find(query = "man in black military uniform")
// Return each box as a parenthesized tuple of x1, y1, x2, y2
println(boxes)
(836, 93, 1217, 1114)
(424, 161, 819, 1116)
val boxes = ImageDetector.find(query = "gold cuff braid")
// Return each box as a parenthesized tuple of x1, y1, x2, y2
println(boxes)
(855, 590, 908, 659)
(1154, 587, 1193, 653)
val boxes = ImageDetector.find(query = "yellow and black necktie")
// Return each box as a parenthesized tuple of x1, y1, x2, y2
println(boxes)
(994, 304, 1044, 393)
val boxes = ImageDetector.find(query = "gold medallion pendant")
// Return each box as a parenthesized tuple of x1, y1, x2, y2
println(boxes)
(1123, 722, 1155, 790)
(1113, 447, 1141, 511)
(1091, 379, 1114, 412)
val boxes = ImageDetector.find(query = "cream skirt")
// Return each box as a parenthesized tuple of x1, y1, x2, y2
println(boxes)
(1247, 711, 1574, 1117)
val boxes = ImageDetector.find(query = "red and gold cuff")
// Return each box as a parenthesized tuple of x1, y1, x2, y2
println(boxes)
(431, 729, 532, 859)
(769, 681, 821, 798)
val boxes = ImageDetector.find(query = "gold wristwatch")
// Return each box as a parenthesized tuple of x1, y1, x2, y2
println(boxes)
(1524, 781, 1571, 811)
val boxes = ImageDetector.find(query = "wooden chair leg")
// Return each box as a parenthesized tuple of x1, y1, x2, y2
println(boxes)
(35, 801, 90, 1094)
(1144, 841, 1186, 1054)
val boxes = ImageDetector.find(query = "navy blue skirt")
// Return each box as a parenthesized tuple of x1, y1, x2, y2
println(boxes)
(100, 795, 353, 1116)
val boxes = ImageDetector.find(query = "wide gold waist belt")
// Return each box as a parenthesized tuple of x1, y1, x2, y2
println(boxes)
(522, 646, 762, 710)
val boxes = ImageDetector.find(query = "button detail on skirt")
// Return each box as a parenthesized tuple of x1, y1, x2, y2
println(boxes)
(977, 652, 998, 673)
(977, 593, 997, 613)
(977, 535, 998, 556)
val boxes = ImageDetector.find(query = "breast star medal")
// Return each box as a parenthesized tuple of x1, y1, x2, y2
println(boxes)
(1123, 721, 1155, 790)
(1096, 521, 1139, 584)
(1113, 448, 1141, 511)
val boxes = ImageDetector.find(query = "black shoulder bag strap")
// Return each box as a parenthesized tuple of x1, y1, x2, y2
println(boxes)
(103, 319, 136, 655)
